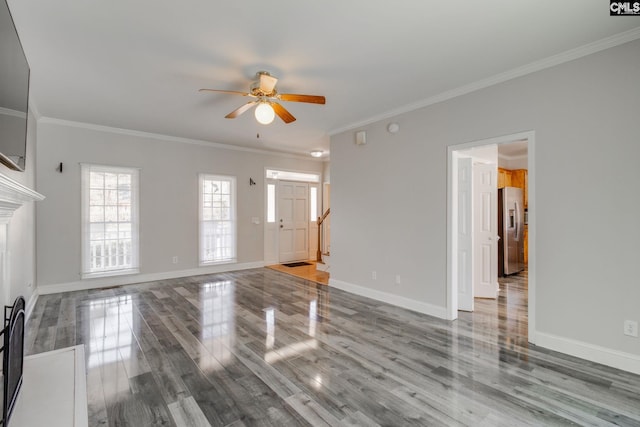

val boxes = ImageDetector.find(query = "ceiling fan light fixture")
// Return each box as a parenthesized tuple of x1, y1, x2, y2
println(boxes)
(310, 150, 323, 158)
(255, 102, 275, 125)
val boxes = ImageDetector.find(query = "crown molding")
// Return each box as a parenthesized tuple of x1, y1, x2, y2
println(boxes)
(0, 107, 26, 119)
(28, 96, 42, 120)
(329, 27, 640, 136)
(36, 116, 323, 162)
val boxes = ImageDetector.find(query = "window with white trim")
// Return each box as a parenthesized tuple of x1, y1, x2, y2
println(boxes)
(81, 164, 139, 278)
(199, 174, 237, 265)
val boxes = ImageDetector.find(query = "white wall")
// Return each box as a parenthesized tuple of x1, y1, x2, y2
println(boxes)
(330, 40, 640, 369)
(498, 155, 528, 170)
(2, 109, 37, 309)
(35, 120, 323, 290)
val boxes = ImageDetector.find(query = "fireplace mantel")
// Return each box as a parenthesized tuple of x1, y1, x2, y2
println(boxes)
(0, 173, 44, 224)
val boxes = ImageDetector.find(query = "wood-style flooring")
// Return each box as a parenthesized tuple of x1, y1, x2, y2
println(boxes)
(26, 268, 640, 426)
(266, 261, 329, 285)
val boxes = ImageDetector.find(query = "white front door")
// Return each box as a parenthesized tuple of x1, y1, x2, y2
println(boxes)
(278, 181, 309, 263)
(457, 157, 474, 312)
(473, 163, 498, 298)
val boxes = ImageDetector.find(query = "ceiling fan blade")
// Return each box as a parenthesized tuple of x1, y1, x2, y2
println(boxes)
(272, 102, 296, 124)
(199, 88, 254, 97)
(259, 73, 278, 94)
(225, 101, 257, 119)
(278, 93, 326, 104)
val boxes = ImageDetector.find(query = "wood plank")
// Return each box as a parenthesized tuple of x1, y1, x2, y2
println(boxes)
(23, 268, 640, 426)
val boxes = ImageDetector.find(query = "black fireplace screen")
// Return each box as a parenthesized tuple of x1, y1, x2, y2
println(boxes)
(0, 296, 25, 427)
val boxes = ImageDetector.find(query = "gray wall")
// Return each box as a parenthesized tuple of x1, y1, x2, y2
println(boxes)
(3, 109, 37, 307)
(331, 40, 640, 362)
(35, 121, 323, 289)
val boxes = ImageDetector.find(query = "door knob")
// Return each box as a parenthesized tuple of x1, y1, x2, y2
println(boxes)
(280, 225, 283, 228)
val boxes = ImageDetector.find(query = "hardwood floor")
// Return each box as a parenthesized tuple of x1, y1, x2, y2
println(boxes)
(26, 269, 640, 426)
(266, 261, 329, 285)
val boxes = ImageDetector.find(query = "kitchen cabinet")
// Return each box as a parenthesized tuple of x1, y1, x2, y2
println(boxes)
(498, 168, 511, 189)
(498, 168, 527, 208)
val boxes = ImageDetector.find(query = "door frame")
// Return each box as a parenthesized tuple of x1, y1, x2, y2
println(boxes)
(446, 130, 536, 344)
(263, 168, 321, 265)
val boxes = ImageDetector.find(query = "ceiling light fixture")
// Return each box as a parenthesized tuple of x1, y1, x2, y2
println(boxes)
(255, 101, 275, 125)
(310, 150, 323, 158)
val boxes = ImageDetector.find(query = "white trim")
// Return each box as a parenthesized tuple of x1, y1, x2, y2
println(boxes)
(37, 261, 265, 295)
(28, 98, 42, 120)
(80, 164, 140, 277)
(37, 117, 321, 161)
(536, 332, 640, 376)
(74, 345, 88, 426)
(25, 288, 39, 321)
(446, 131, 536, 344)
(0, 172, 45, 205)
(0, 107, 26, 119)
(17, 345, 88, 427)
(198, 174, 237, 266)
(329, 278, 447, 319)
(329, 28, 640, 136)
(81, 268, 140, 280)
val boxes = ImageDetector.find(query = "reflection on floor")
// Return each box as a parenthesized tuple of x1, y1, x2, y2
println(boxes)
(266, 260, 329, 285)
(471, 270, 529, 361)
(26, 268, 640, 426)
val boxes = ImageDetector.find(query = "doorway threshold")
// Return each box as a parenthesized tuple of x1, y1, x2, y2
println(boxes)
(266, 261, 329, 285)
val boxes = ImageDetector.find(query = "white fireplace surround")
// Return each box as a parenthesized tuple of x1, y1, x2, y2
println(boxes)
(0, 172, 44, 313)
(0, 173, 44, 225)
(0, 174, 86, 427)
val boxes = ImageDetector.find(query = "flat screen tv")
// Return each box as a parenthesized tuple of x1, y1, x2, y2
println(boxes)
(0, 0, 29, 172)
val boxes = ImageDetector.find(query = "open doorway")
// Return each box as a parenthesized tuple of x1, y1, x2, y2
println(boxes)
(447, 131, 536, 344)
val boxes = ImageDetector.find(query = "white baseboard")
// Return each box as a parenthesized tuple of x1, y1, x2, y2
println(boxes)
(536, 331, 640, 375)
(329, 278, 447, 319)
(37, 261, 265, 295)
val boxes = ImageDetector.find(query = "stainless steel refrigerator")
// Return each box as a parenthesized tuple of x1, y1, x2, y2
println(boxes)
(498, 187, 525, 276)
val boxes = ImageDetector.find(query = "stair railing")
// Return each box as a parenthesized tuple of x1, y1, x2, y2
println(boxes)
(316, 208, 330, 262)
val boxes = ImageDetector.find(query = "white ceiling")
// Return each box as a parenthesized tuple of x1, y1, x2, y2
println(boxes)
(7, 1, 640, 158)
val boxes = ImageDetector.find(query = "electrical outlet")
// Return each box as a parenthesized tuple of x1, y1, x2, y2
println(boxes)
(395, 275, 401, 285)
(172, 256, 178, 264)
(372, 271, 377, 280)
(624, 320, 638, 337)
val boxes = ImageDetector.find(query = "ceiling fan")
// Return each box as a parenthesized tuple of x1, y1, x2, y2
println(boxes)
(199, 71, 325, 125)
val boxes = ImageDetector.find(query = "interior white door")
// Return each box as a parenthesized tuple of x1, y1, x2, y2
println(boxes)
(457, 157, 473, 312)
(473, 163, 498, 298)
(278, 181, 309, 263)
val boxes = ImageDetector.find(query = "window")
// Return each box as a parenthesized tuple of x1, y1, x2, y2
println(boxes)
(267, 183, 276, 223)
(265, 169, 319, 183)
(81, 164, 139, 278)
(199, 174, 236, 265)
